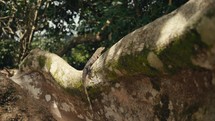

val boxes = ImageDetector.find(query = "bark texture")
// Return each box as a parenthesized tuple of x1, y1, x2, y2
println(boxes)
(4, 0, 215, 120)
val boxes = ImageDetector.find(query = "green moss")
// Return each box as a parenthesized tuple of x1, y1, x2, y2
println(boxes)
(88, 86, 103, 99)
(37, 55, 46, 68)
(105, 62, 121, 80)
(48, 69, 64, 87)
(46, 58, 52, 70)
(91, 29, 209, 80)
(99, 48, 161, 80)
(73, 80, 83, 89)
(117, 49, 160, 76)
(158, 29, 208, 73)
(52, 71, 64, 86)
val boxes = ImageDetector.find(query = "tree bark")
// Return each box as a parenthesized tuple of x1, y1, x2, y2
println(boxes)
(56, 19, 112, 56)
(8, 0, 215, 120)
(89, 0, 215, 84)
(56, 34, 102, 56)
(19, 0, 42, 61)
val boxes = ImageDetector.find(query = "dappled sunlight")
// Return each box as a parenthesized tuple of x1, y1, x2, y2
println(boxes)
(156, 13, 187, 49)
(1, 0, 215, 120)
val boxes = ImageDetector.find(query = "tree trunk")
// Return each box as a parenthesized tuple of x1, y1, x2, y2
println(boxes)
(19, 0, 42, 61)
(7, 0, 215, 120)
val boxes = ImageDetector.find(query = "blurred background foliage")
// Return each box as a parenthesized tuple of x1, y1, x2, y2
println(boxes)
(0, 0, 188, 69)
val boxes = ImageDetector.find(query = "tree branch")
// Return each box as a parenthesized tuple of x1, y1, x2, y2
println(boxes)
(89, 0, 215, 85)
(56, 33, 102, 56)
(56, 19, 112, 56)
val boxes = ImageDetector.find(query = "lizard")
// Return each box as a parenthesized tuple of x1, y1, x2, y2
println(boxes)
(82, 47, 105, 112)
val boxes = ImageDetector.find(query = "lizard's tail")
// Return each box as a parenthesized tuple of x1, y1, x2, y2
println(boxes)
(84, 87, 93, 111)
(84, 87, 95, 119)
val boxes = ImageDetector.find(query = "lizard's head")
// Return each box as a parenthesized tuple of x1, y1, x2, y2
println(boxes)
(98, 47, 105, 53)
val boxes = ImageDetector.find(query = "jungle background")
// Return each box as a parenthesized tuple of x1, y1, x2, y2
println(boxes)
(0, 0, 188, 69)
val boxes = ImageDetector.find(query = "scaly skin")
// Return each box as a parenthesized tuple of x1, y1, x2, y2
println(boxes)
(82, 47, 105, 113)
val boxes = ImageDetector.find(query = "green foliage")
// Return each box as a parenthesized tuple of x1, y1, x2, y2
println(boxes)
(0, 0, 188, 68)
(67, 0, 188, 68)
(32, 36, 66, 52)
(63, 44, 103, 69)
(78, 0, 188, 47)
(0, 40, 19, 68)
